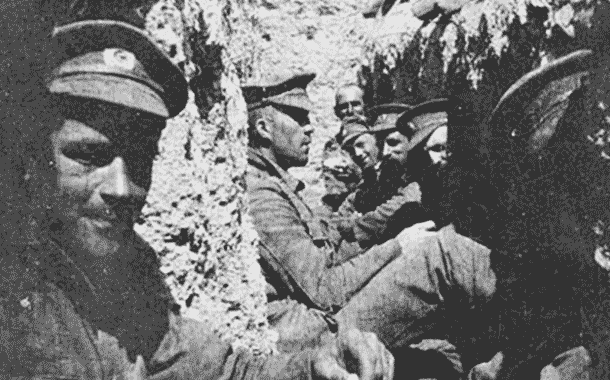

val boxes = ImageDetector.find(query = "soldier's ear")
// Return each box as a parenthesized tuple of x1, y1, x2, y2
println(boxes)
(254, 117, 273, 143)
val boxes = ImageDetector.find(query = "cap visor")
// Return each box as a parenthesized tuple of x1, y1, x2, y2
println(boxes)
(49, 74, 169, 118)
(404, 123, 440, 152)
(270, 92, 315, 112)
(342, 133, 363, 148)
(370, 123, 396, 134)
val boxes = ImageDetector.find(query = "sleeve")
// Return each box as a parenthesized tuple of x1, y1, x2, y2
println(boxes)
(335, 182, 426, 249)
(436, 225, 496, 304)
(331, 192, 360, 238)
(336, 191, 358, 217)
(248, 181, 402, 309)
(147, 312, 317, 380)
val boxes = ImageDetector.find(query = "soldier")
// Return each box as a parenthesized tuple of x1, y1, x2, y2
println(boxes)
(334, 85, 365, 121)
(386, 99, 451, 222)
(341, 118, 382, 173)
(320, 120, 364, 212)
(0, 18, 394, 380)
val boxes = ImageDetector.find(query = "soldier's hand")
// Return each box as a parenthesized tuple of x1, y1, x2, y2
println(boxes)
(312, 328, 394, 380)
(395, 220, 437, 253)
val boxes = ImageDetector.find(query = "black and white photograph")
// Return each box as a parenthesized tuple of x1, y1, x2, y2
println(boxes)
(0, 0, 608, 378)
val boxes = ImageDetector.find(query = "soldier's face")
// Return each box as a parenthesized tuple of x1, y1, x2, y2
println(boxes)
(383, 131, 410, 167)
(269, 106, 313, 168)
(424, 126, 449, 168)
(351, 133, 380, 170)
(50, 100, 163, 260)
(335, 88, 364, 120)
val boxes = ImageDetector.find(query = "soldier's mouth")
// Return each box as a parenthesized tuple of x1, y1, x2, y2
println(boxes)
(85, 209, 117, 223)
(87, 217, 114, 230)
(83, 208, 135, 231)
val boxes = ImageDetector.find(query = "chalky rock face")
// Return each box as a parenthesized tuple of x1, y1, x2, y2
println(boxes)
(136, 0, 276, 355)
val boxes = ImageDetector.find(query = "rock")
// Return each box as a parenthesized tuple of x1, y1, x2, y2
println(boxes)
(137, 0, 276, 354)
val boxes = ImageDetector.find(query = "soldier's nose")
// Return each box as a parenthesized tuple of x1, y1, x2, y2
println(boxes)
(304, 123, 314, 135)
(383, 144, 392, 157)
(100, 157, 144, 206)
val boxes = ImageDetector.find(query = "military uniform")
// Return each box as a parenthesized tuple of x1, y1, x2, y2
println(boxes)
(334, 181, 423, 248)
(247, 148, 402, 309)
(0, 238, 318, 379)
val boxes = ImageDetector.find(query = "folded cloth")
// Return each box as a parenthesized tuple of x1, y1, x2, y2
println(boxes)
(467, 347, 591, 380)
(267, 299, 335, 353)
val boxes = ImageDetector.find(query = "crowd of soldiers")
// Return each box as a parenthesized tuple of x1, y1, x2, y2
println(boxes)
(243, 49, 606, 379)
(2, 7, 609, 380)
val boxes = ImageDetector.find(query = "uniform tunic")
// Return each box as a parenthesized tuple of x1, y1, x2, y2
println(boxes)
(246, 149, 495, 351)
(334, 181, 426, 248)
(246, 149, 402, 311)
(0, 240, 318, 380)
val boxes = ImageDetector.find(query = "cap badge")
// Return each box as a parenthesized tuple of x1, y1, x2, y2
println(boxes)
(103, 48, 137, 71)
(377, 114, 392, 123)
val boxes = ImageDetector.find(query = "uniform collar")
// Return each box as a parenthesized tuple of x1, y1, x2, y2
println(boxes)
(0, 238, 97, 302)
(247, 148, 305, 194)
(45, 237, 99, 299)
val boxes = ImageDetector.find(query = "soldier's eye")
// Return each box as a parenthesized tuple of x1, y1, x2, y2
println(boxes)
(426, 144, 447, 153)
(278, 106, 310, 126)
(63, 143, 114, 167)
(297, 116, 311, 127)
